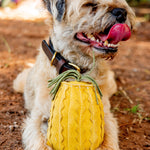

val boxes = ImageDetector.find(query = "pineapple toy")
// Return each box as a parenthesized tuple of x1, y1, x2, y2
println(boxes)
(47, 70, 104, 150)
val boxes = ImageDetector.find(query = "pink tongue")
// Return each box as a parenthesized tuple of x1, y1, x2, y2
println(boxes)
(101, 24, 131, 44)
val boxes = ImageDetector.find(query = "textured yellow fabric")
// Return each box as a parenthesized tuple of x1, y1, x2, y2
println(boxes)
(47, 81, 104, 150)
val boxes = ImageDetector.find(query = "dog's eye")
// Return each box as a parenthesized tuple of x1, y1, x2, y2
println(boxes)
(82, 3, 98, 12)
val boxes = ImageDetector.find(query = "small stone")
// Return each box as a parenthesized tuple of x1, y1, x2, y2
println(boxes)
(133, 68, 138, 72)
(9, 125, 15, 132)
(20, 110, 25, 115)
(13, 122, 19, 128)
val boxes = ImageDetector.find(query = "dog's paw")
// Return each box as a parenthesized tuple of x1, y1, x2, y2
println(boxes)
(47, 146, 53, 150)
(96, 147, 111, 150)
(41, 145, 53, 150)
(96, 145, 119, 150)
(96, 146, 106, 150)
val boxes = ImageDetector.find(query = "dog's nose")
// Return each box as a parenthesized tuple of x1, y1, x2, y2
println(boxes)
(111, 8, 127, 23)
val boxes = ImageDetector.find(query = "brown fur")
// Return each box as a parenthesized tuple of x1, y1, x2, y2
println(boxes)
(13, 0, 135, 149)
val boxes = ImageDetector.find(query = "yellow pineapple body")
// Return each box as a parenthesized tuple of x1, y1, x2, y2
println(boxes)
(47, 81, 104, 150)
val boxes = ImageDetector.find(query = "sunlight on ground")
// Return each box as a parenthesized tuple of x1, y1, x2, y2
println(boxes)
(0, 0, 148, 25)
(0, 0, 48, 20)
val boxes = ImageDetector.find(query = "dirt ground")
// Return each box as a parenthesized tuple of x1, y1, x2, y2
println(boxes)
(0, 12, 150, 150)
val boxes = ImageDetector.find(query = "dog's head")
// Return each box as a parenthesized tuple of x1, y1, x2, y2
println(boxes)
(44, 0, 135, 69)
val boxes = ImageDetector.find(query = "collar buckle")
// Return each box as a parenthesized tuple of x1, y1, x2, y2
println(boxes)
(68, 63, 81, 73)
(50, 52, 57, 66)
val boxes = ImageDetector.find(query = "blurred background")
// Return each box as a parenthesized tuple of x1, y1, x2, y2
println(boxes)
(0, 0, 150, 150)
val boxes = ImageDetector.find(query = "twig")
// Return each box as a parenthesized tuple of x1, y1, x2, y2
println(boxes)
(119, 122, 133, 127)
(0, 139, 7, 146)
(119, 87, 133, 104)
(0, 36, 11, 53)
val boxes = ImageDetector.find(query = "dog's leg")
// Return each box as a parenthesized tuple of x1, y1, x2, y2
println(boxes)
(22, 108, 52, 150)
(23, 83, 53, 150)
(97, 71, 119, 150)
(97, 97, 119, 150)
(13, 68, 31, 93)
(101, 112, 119, 150)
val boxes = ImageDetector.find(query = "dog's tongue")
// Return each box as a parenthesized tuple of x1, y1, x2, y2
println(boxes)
(100, 24, 131, 44)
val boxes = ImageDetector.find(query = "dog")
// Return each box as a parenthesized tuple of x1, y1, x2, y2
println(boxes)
(13, 0, 135, 149)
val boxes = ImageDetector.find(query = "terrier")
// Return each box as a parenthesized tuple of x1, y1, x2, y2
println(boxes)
(13, 0, 135, 149)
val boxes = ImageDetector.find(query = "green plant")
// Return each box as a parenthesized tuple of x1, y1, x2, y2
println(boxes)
(124, 104, 140, 114)
(130, 105, 140, 114)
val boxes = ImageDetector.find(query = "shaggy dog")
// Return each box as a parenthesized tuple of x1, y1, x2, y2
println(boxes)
(13, 0, 135, 149)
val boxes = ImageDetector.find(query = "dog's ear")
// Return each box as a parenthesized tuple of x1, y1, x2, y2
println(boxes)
(44, 0, 65, 21)
(56, 0, 66, 21)
(43, 0, 52, 14)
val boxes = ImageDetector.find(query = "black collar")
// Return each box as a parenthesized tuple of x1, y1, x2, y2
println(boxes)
(42, 39, 88, 74)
